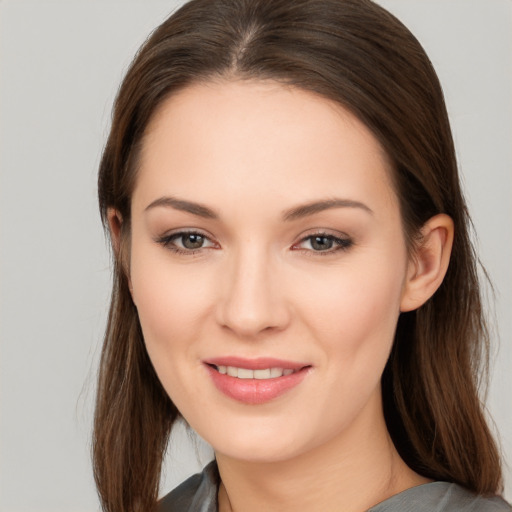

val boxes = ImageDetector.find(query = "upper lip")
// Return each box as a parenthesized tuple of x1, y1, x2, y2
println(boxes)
(203, 356, 310, 370)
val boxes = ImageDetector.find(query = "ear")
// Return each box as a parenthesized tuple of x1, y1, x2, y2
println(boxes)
(107, 208, 123, 256)
(400, 214, 454, 312)
(107, 208, 134, 296)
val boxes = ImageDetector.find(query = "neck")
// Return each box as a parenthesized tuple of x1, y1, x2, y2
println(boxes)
(216, 393, 429, 512)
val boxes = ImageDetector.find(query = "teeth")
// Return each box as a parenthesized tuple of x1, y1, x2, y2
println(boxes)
(253, 369, 271, 379)
(218, 366, 297, 379)
(227, 366, 238, 377)
(270, 367, 283, 378)
(237, 368, 254, 379)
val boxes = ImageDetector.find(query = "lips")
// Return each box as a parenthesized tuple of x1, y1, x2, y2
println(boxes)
(203, 357, 311, 405)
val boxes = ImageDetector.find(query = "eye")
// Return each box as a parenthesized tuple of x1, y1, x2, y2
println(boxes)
(293, 233, 353, 254)
(157, 230, 217, 253)
(174, 233, 210, 250)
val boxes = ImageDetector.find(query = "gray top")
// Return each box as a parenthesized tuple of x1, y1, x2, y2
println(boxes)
(159, 461, 511, 512)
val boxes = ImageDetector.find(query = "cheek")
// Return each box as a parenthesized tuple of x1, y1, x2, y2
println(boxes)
(295, 258, 405, 429)
(129, 242, 215, 364)
(300, 257, 404, 342)
(295, 249, 407, 397)
(129, 250, 217, 412)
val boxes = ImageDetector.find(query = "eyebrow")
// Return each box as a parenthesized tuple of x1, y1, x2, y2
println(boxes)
(144, 196, 373, 220)
(282, 198, 373, 221)
(144, 196, 218, 219)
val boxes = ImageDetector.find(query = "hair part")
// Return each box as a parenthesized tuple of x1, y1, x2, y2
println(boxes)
(94, 1, 502, 510)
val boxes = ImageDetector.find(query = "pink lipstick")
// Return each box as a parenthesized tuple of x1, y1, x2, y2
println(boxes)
(203, 357, 311, 405)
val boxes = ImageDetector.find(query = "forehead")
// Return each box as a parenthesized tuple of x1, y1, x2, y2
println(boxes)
(134, 79, 397, 214)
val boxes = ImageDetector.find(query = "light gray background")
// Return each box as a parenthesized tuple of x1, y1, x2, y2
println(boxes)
(0, 1, 510, 510)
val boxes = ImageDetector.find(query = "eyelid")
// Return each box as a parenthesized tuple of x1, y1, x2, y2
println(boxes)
(291, 229, 353, 254)
(155, 228, 219, 253)
(154, 228, 352, 255)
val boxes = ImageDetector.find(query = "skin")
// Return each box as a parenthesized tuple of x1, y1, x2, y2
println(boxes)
(109, 80, 453, 512)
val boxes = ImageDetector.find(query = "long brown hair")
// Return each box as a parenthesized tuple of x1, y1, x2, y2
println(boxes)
(94, 0, 502, 510)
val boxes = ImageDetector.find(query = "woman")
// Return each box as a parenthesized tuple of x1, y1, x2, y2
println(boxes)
(93, 0, 511, 511)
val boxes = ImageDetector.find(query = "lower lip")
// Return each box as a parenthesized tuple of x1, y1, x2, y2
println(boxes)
(205, 365, 310, 405)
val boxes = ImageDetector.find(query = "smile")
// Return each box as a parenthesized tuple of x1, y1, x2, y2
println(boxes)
(204, 357, 311, 405)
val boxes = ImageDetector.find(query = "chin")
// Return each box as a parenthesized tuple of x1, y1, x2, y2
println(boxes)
(214, 439, 305, 464)
(192, 413, 333, 465)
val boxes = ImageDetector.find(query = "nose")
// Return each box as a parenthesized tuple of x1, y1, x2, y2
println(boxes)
(215, 247, 291, 338)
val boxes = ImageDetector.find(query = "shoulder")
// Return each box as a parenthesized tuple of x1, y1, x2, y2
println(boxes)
(369, 482, 512, 512)
(158, 461, 219, 512)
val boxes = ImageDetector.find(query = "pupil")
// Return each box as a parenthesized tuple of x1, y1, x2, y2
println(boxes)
(312, 236, 333, 251)
(183, 234, 204, 249)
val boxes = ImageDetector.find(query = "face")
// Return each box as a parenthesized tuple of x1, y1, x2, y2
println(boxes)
(127, 80, 412, 463)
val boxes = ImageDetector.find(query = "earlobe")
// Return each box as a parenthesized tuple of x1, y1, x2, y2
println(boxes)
(400, 214, 454, 312)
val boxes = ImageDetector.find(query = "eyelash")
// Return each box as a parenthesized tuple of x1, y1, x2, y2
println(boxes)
(292, 232, 353, 255)
(156, 231, 353, 256)
(156, 230, 217, 256)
